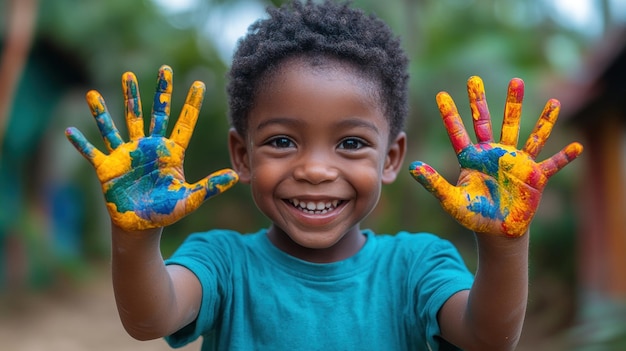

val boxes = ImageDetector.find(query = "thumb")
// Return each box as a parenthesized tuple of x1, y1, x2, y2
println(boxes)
(178, 169, 239, 216)
(201, 168, 239, 200)
(408, 161, 456, 202)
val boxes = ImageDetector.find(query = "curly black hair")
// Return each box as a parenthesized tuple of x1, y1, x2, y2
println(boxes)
(227, 0, 409, 139)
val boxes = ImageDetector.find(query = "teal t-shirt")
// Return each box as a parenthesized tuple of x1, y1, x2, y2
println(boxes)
(164, 229, 474, 350)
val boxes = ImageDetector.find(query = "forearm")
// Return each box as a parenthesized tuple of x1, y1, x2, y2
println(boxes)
(466, 232, 529, 349)
(110, 224, 198, 340)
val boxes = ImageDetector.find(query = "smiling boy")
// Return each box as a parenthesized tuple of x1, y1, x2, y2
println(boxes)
(65, 1, 582, 350)
(229, 55, 406, 263)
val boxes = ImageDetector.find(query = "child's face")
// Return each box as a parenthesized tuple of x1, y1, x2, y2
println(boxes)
(229, 58, 406, 261)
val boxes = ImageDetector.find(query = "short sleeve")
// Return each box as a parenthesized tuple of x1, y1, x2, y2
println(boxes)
(405, 234, 474, 350)
(163, 231, 237, 348)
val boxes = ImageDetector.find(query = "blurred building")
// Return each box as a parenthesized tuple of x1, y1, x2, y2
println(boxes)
(558, 25, 626, 345)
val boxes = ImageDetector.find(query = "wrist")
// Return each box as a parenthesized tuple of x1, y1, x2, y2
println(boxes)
(473, 230, 530, 261)
(111, 222, 163, 254)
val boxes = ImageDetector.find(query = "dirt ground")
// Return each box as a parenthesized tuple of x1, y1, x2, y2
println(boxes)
(0, 265, 201, 351)
(0, 264, 571, 351)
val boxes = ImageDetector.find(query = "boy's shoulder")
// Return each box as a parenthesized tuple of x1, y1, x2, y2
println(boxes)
(181, 228, 265, 247)
(369, 230, 457, 252)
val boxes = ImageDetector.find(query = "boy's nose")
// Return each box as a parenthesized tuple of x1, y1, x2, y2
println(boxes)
(293, 153, 339, 184)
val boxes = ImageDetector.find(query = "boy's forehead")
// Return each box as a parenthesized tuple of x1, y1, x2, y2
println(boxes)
(262, 55, 383, 104)
(246, 58, 391, 137)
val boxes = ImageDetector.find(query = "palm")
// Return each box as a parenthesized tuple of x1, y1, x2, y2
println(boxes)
(65, 66, 238, 231)
(410, 77, 582, 237)
(450, 142, 544, 236)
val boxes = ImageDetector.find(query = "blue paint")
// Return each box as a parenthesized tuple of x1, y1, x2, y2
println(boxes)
(466, 179, 506, 220)
(95, 112, 123, 149)
(152, 112, 168, 136)
(65, 128, 96, 159)
(152, 90, 169, 136)
(205, 172, 237, 199)
(126, 79, 142, 117)
(103, 138, 188, 218)
(151, 71, 171, 136)
(457, 145, 507, 176)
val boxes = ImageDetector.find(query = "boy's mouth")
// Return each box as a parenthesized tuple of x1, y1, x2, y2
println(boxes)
(287, 199, 343, 214)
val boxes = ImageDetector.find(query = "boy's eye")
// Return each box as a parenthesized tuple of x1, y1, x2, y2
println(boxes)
(338, 138, 365, 150)
(268, 136, 295, 148)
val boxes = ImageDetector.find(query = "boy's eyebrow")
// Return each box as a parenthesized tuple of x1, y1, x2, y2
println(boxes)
(256, 117, 305, 131)
(336, 118, 380, 134)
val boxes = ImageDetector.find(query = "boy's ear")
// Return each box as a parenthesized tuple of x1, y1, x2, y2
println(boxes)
(382, 131, 407, 184)
(228, 128, 251, 184)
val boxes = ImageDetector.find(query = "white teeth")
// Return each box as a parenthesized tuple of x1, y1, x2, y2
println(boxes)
(289, 198, 341, 213)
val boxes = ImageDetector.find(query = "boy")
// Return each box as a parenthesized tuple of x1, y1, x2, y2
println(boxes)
(65, 0, 583, 350)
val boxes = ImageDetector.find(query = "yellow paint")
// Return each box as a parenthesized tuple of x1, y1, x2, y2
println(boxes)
(467, 76, 485, 121)
(96, 145, 134, 183)
(86, 90, 106, 116)
(501, 79, 523, 146)
(122, 72, 145, 140)
(524, 99, 559, 157)
(172, 81, 205, 149)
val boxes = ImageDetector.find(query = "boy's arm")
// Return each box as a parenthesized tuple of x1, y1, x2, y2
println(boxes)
(65, 66, 238, 340)
(409, 77, 582, 350)
(110, 224, 202, 340)
(438, 233, 529, 350)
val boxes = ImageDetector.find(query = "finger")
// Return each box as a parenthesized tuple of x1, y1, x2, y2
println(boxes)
(122, 71, 145, 141)
(500, 78, 524, 147)
(182, 169, 240, 212)
(171, 81, 206, 149)
(539, 142, 583, 178)
(436, 92, 472, 154)
(409, 161, 457, 202)
(65, 127, 106, 168)
(467, 76, 493, 143)
(86, 90, 123, 151)
(523, 99, 560, 158)
(201, 169, 239, 200)
(150, 65, 173, 137)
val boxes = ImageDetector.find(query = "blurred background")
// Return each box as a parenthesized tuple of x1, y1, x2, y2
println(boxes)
(0, 0, 625, 350)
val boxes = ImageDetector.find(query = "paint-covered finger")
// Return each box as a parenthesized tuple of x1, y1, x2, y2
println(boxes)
(539, 142, 583, 178)
(150, 65, 173, 137)
(86, 90, 123, 151)
(467, 76, 493, 143)
(122, 71, 145, 141)
(65, 127, 106, 168)
(409, 161, 456, 202)
(437, 92, 472, 154)
(203, 169, 239, 199)
(178, 169, 239, 215)
(171, 81, 205, 149)
(523, 99, 560, 158)
(500, 78, 524, 146)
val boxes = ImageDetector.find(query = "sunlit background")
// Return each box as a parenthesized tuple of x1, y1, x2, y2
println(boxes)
(1, 0, 625, 350)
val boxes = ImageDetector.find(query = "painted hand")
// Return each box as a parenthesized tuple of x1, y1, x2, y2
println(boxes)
(409, 76, 583, 237)
(65, 65, 238, 231)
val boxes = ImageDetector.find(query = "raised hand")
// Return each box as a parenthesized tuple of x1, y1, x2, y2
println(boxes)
(409, 76, 582, 237)
(65, 65, 238, 231)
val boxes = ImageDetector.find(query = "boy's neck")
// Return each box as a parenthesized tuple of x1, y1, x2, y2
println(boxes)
(266, 225, 367, 263)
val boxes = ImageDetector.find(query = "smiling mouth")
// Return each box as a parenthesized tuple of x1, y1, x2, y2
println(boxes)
(287, 199, 343, 214)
